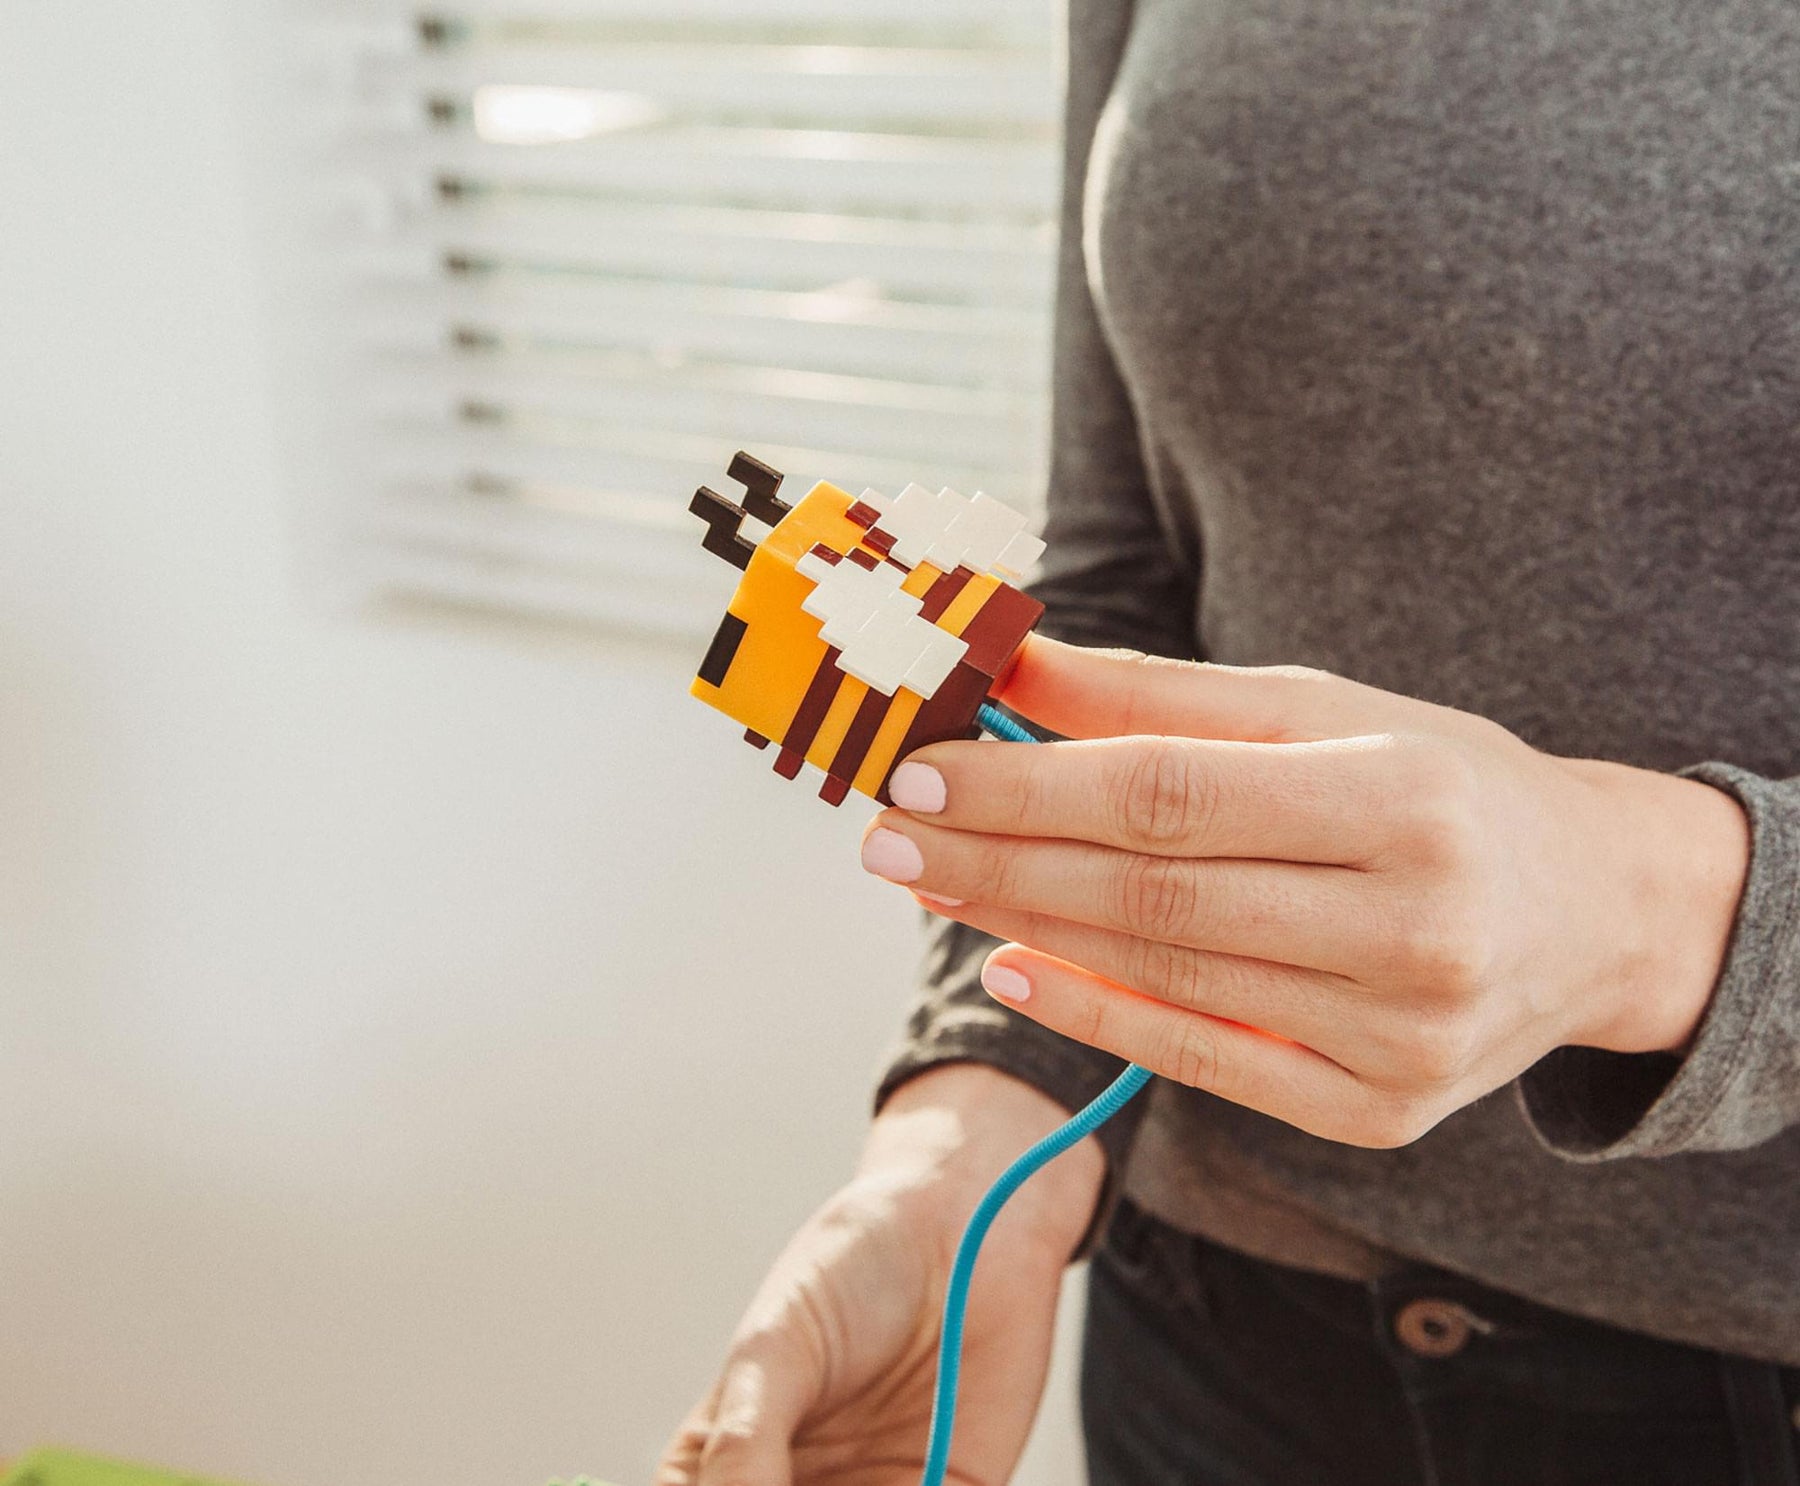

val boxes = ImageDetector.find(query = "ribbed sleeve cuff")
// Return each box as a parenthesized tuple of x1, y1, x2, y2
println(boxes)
(1518, 762, 1800, 1160)
(873, 919, 1151, 1260)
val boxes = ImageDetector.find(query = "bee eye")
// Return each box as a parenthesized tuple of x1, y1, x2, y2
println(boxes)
(696, 612, 748, 688)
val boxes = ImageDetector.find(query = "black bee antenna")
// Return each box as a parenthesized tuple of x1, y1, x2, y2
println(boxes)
(688, 486, 753, 570)
(690, 451, 790, 570)
(727, 450, 790, 525)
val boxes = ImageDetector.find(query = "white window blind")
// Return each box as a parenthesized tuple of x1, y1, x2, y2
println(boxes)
(303, 1, 1059, 636)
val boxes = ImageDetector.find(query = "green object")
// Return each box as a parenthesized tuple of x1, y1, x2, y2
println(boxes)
(2, 1448, 619, 1486)
(1, 1450, 247, 1486)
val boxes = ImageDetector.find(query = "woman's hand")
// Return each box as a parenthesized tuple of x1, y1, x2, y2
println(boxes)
(860, 638, 1750, 1149)
(656, 1063, 1101, 1485)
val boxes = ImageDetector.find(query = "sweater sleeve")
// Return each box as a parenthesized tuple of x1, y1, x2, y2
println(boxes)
(872, 0, 1201, 1253)
(1518, 765, 1800, 1160)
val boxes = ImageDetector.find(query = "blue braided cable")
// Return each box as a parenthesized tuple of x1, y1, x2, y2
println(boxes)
(973, 701, 1041, 744)
(917, 704, 1155, 1486)
(917, 1062, 1152, 1486)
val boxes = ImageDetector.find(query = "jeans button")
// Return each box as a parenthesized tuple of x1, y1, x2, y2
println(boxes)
(1394, 1297, 1486, 1358)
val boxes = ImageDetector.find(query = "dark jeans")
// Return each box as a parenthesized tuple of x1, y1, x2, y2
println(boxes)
(1082, 1198, 1800, 1486)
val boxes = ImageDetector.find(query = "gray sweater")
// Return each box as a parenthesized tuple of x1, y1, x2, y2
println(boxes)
(879, 0, 1800, 1363)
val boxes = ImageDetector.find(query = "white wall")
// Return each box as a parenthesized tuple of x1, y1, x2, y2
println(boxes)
(0, 5, 1084, 1483)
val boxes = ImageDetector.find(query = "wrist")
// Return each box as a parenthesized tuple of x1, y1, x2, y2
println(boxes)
(865, 1063, 1106, 1262)
(1573, 760, 1750, 1056)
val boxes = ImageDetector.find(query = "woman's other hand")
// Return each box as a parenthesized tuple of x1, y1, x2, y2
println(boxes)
(656, 1063, 1101, 1485)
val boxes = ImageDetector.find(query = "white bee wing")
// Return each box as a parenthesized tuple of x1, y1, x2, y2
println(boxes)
(797, 549, 969, 698)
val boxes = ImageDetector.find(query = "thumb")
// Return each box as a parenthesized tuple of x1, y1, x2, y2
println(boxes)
(998, 634, 1383, 743)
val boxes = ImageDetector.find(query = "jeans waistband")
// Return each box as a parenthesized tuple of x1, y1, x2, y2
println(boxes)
(1102, 1195, 1800, 1418)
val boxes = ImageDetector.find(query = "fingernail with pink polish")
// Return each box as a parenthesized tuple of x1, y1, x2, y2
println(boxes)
(887, 762, 946, 814)
(861, 827, 925, 884)
(982, 963, 1033, 1004)
(914, 890, 965, 909)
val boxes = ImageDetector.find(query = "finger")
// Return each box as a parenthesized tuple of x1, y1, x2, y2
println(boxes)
(656, 1378, 725, 1486)
(920, 894, 1376, 1064)
(867, 815, 1374, 974)
(977, 943, 1402, 1146)
(690, 1333, 815, 1486)
(892, 732, 1401, 866)
(997, 635, 1410, 744)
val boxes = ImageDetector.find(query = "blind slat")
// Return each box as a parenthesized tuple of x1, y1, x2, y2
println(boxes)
(345, 133, 1059, 215)
(353, 210, 1053, 305)
(308, 3, 1058, 636)
(368, 359, 1041, 469)
(392, 47, 1057, 128)
(372, 425, 1019, 507)
(350, 278, 1050, 387)
(420, 0, 1054, 37)
(350, 502, 721, 634)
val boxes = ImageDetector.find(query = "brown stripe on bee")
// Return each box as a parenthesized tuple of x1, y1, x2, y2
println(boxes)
(776, 646, 847, 777)
(955, 583, 1045, 676)
(877, 660, 992, 805)
(918, 566, 973, 622)
(857, 564, 984, 800)
(826, 686, 893, 798)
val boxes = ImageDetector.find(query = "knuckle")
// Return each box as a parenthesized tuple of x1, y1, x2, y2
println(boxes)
(1115, 853, 1202, 937)
(1116, 742, 1215, 850)
(1257, 664, 1340, 741)
(1133, 935, 1206, 1007)
(1391, 739, 1484, 868)
(979, 837, 1026, 906)
(1157, 1021, 1221, 1090)
(1117, 649, 1193, 681)
(1007, 747, 1052, 833)
(1074, 990, 1113, 1050)
(1383, 903, 1484, 994)
(1264, 663, 1335, 688)
(1108, 649, 1201, 733)
(1402, 1009, 1478, 1089)
(1393, 915, 1454, 980)
(698, 1419, 759, 1472)
(654, 1428, 707, 1486)
(1347, 1094, 1442, 1149)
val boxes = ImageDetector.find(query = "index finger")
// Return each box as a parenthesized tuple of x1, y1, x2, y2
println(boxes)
(890, 732, 1396, 866)
(998, 635, 1407, 744)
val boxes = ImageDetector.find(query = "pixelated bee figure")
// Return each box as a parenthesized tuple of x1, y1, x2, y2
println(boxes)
(689, 451, 1047, 806)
